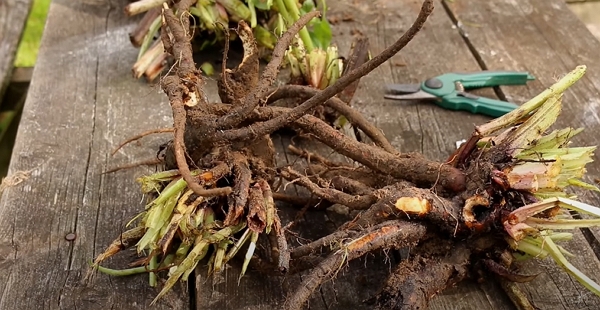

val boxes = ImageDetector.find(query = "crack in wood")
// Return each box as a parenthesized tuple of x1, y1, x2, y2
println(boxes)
(440, 0, 508, 102)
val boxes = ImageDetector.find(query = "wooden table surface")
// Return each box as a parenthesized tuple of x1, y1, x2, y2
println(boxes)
(1, 0, 600, 309)
(0, 0, 32, 102)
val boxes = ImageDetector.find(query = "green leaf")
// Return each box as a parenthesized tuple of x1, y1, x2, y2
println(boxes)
(298, 0, 332, 49)
(309, 18, 332, 49)
(567, 178, 600, 192)
(300, 0, 316, 14)
(217, 0, 251, 21)
(200, 62, 215, 76)
(254, 25, 278, 49)
(251, 0, 273, 10)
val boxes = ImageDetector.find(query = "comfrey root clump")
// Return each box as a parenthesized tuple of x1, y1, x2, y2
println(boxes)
(91, 1, 600, 309)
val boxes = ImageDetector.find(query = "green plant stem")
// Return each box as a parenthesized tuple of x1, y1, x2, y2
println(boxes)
(142, 169, 181, 181)
(190, 5, 216, 31)
(240, 231, 259, 282)
(542, 235, 600, 296)
(175, 241, 192, 264)
(477, 65, 586, 135)
(225, 227, 251, 262)
(95, 254, 174, 276)
(514, 238, 549, 258)
(248, 0, 258, 27)
(125, 0, 167, 16)
(527, 218, 600, 230)
(138, 15, 162, 61)
(216, 0, 251, 21)
(149, 254, 158, 287)
(274, 0, 292, 25)
(97, 265, 150, 276)
(278, 0, 314, 52)
(213, 239, 229, 272)
(153, 177, 188, 206)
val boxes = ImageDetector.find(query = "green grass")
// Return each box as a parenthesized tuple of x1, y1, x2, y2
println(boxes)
(14, 0, 51, 67)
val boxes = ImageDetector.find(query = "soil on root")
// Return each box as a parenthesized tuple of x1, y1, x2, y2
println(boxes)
(94, 1, 542, 309)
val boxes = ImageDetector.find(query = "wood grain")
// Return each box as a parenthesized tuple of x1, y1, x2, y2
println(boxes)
(191, 1, 516, 309)
(336, 0, 497, 162)
(0, 0, 189, 308)
(324, 1, 513, 308)
(2, 0, 600, 309)
(0, 0, 32, 103)
(444, 0, 600, 308)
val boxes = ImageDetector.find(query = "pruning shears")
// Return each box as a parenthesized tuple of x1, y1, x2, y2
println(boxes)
(383, 71, 536, 117)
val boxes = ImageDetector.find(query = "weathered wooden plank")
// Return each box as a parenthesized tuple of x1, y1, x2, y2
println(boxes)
(192, 0, 517, 309)
(0, 0, 32, 104)
(193, 136, 332, 310)
(10, 67, 33, 83)
(341, 0, 498, 162)
(444, 0, 600, 308)
(275, 136, 398, 310)
(6, 0, 598, 309)
(328, 1, 512, 307)
(0, 0, 189, 308)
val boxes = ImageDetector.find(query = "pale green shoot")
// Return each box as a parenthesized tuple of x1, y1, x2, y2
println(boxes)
(477, 65, 586, 136)
(541, 235, 600, 297)
(239, 231, 259, 283)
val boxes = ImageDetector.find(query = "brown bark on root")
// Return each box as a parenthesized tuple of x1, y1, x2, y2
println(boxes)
(283, 221, 428, 310)
(369, 241, 471, 310)
(108, 0, 537, 309)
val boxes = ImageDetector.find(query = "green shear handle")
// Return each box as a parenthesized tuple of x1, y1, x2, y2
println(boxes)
(423, 71, 535, 96)
(440, 92, 519, 118)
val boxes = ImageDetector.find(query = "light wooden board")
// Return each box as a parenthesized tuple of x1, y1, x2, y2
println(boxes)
(192, 0, 515, 309)
(444, 0, 600, 308)
(2, 0, 600, 309)
(0, 0, 188, 308)
(0, 0, 32, 104)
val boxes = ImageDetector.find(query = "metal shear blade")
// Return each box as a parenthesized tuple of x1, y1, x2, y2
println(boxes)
(385, 83, 421, 94)
(384, 84, 437, 100)
(384, 90, 437, 100)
